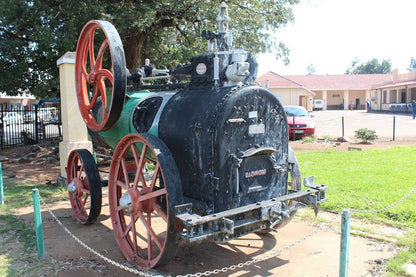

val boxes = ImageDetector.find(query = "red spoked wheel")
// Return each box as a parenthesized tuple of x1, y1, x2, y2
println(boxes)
(109, 134, 183, 269)
(67, 149, 102, 225)
(75, 20, 126, 132)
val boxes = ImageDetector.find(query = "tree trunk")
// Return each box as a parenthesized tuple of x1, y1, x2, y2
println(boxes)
(123, 33, 146, 71)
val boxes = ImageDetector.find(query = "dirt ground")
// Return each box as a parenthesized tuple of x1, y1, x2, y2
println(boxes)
(1, 138, 415, 276)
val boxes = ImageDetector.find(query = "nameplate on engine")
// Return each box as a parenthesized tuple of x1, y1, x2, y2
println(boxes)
(248, 123, 265, 135)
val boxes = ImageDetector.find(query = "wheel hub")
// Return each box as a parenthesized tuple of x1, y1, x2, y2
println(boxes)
(68, 178, 84, 198)
(121, 187, 155, 214)
(87, 72, 95, 83)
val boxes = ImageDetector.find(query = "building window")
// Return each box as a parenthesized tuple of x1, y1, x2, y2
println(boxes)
(383, 91, 387, 104)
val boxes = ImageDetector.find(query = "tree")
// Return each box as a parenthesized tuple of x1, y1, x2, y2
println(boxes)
(408, 57, 416, 72)
(306, 64, 315, 75)
(0, 0, 299, 98)
(345, 58, 392, 74)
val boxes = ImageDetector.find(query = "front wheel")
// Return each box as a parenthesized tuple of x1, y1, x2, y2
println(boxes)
(108, 133, 183, 269)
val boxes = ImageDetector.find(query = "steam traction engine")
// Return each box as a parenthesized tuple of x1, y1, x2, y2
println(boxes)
(67, 3, 327, 270)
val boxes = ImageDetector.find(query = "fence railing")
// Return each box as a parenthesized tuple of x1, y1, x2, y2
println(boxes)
(0, 104, 62, 149)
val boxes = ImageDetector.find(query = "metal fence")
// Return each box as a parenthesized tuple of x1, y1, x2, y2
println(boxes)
(0, 104, 62, 149)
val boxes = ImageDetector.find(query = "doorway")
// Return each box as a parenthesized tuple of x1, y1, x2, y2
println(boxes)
(401, 91, 407, 103)
(355, 98, 360, 109)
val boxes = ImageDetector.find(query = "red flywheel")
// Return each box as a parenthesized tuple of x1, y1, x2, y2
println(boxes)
(75, 20, 126, 132)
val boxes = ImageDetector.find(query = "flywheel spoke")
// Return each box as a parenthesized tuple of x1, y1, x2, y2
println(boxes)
(88, 32, 95, 69)
(94, 39, 109, 71)
(86, 85, 100, 110)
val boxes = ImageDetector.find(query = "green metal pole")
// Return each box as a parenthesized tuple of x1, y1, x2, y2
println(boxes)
(0, 163, 4, 205)
(339, 209, 351, 277)
(32, 189, 44, 259)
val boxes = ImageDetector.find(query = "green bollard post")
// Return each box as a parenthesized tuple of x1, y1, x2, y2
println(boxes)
(0, 163, 4, 205)
(339, 209, 351, 277)
(32, 189, 44, 259)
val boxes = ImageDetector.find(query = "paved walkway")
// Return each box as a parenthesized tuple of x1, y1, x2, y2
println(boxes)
(312, 110, 415, 140)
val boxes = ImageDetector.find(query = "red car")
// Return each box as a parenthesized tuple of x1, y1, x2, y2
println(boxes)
(284, 106, 315, 139)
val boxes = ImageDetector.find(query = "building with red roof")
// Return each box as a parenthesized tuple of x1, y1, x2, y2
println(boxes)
(256, 70, 416, 112)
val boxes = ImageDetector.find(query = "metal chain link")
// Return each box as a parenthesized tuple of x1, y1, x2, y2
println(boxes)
(351, 185, 416, 214)
(38, 185, 416, 277)
(38, 195, 155, 277)
(177, 185, 416, 277)
(177, 213, 340, 277)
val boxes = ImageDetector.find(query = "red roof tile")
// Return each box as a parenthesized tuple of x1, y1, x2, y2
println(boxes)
(257, 71, 393, 90)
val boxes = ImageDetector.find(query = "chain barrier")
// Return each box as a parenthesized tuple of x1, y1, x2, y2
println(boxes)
(350, 185, 416, 214)
(38, 195, 154, 277)
(177, 213, 340, 277)
(38, 184, 416, 277)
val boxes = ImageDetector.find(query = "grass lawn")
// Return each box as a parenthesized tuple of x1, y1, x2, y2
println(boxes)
(296, 145, 416, 227)
(0, 182, 67, 276)
(297, 145, 416, 276)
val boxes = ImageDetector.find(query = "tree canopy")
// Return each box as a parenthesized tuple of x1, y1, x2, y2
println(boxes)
(0, 0, 299, 98)
(345, 58, 392, 74)
(408, 57, 416, 72)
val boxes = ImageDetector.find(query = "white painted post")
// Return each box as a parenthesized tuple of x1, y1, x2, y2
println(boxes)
(343, 90, 349, 110)
(57, 52, 92, 181)
(322, 90, 327, 110)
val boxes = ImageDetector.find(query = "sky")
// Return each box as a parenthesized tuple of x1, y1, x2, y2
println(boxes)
(256, 0, 416, 76)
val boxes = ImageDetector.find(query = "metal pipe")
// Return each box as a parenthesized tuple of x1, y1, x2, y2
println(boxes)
(339, 209, 351, 277)
(393, 116, 396, 141)
(342, 116, 345, 137)
(32, 188, 44, 259)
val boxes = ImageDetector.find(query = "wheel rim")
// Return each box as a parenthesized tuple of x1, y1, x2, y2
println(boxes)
(67, 149, 102, 225)
(109, 134, 181, 269)
(75, 20, 126, 132)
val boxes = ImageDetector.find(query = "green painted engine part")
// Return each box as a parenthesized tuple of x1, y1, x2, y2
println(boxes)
(99, 91, 152, 149)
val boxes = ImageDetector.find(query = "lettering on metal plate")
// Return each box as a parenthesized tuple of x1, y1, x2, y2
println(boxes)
(248, 123, 265, 135)
(245, 169, 267, 178)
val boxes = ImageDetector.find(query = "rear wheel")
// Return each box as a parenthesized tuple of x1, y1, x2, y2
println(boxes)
(67, 149, 102, 225)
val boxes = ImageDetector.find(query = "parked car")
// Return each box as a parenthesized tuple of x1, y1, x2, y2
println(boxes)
(284, 106, 315, 139)
(3, 112, 23, 126)
(313, 99, 324, 111)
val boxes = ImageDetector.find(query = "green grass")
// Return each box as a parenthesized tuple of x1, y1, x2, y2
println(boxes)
(0, 182, 67, 276)
(297, 145, 416, 276)
(386, 230, 416, 276)
(296, 145, 416, 227)
(301, 135, 317, 142)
